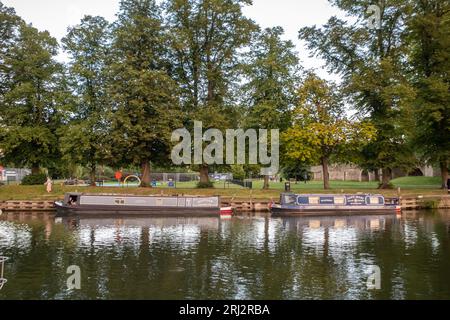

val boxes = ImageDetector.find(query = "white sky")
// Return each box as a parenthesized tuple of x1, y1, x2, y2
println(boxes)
(3, 0, 347, 80)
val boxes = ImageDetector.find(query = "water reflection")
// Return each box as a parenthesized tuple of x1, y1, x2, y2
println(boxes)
(0, 210, 449, 300)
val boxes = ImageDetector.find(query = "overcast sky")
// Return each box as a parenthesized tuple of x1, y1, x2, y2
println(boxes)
(3, 0, 347, 80)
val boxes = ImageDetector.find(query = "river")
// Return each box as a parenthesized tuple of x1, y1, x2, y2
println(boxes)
(0, 210, 449, 300)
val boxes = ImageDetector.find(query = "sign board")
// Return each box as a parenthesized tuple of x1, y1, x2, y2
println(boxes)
(346, 195, 367, 206)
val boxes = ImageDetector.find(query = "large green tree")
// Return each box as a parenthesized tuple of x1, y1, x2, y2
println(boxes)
(166, 0, 257, 185)
(0, 13, 66, 174)
(0, 2, 21, 99)
(407, 0, 450, 188)
(299, 0, 416, 188)
(282, 73, 376, 190)
(108, 0, 181, 187)
(60, 16, 112, 186)
(241, 26, 300, 189)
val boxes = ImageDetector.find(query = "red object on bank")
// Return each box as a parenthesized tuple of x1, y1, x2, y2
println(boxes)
(115, 171, 123, 181)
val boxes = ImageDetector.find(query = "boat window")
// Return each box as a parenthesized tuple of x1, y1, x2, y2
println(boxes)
(178, 198, 186, 207)
(283, 195, 297, 205)
(115, 199, 125, 205)
(319, 197, 335, 205)
(367, 197, 384, 205)
(297, 197, 309, 205)
(334, 197, 346, 205)
(68, 196, 78, 206)
(309, 197, 320, 205)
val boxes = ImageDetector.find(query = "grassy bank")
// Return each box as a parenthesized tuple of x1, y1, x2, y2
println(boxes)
(0, 177, 446, 201)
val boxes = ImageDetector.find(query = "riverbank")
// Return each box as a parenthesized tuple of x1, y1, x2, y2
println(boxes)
(2, 176, 446, 201)
(0, 184, 448, 201)
(0, 184, 449, 211)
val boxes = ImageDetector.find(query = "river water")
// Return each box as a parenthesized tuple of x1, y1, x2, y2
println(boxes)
(0, 210, 449, 300)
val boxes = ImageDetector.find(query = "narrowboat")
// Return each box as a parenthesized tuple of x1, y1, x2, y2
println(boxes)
(270, 193, 401, 216)
(55, 193, 233, 217)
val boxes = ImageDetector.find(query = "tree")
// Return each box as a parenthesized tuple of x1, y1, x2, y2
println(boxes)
(282, 73, 376, 190)
(0, 19, 66, 174)
(60, 16, 112, 186)
(166, 0, 257, 185)
(0, 2, 21, 98)
(241, 26, 300, 189)
(108, 0, 182, 187)
(407, 0, 450, 188)
(299, 0, 416, 188)
(282, 160, 312, 183)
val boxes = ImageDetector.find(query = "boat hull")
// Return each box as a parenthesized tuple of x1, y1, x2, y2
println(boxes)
(55, 202, 221, 217)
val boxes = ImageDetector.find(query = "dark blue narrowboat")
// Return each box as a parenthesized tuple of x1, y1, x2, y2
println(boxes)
(271, 193, 401, 216)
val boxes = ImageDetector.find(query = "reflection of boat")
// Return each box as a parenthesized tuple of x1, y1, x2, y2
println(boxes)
(59, 216, 221, 230)
(271, 193, 401, 216)
(0, 256, 7, 290)
(277, 214, 397, 231)
(55, 193, 233, 217)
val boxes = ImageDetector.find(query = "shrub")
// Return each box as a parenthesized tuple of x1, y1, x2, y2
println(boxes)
(422, 199, 439, 209)
(196, 181, 214, 189)
(230, 165, 245, 180)
(21, 173, 47, 185)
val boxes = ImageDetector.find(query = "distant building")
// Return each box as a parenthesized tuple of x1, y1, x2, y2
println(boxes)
(310, 164, 440, 182)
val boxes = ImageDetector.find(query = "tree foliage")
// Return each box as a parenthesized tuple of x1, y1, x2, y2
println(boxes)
(0, 10, 66, 173)
(166, 0, 257, 184)
(299, 0, 416, 188)
(0, 0, 448, 191)
(60, 15, 112, 185)
(282, 73, 376, 189)
(108, 0, 182, 187)
(407, 0, 450, 188)
(241, 26, 300, 189)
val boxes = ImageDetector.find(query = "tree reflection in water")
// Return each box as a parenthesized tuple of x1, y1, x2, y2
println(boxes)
(0, 210, 449, 300)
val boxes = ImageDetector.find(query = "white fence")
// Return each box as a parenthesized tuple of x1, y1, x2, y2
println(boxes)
(149, 173, 233, 183)
(0, 168, 31, 183)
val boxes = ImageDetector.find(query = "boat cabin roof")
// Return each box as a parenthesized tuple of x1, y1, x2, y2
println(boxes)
(281, 193, 385, 198)
(64, 192, 220, 198)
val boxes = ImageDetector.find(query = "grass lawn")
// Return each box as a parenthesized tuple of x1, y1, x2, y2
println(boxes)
(0, 176, 446, 201)
(92, 176, 443, 190)
(390, 176, 442, 188)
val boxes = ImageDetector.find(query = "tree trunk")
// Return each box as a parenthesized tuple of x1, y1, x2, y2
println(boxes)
(374, 169, 380, 182)
(89, 165, 97, 187)
(440, 159, 449, 189)
(322, 157, 330, 190)
(263, 176, 269, 190)
(140, 161, 151, 188)
(199, 164, 210, 184)
(31, 165, 40, 175)
(380, 168, 392, 189)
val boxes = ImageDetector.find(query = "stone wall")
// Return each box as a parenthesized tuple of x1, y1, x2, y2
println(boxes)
(311, 164, 377, 182)
(310, 164, 441, 182)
